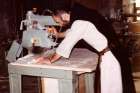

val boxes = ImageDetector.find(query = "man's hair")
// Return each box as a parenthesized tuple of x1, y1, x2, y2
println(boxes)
(52, 9, 70, 26)
(53, 10, 69, 16)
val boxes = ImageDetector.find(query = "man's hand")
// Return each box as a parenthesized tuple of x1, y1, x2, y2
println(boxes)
(49, 53, 61, 63)
(47, 26, 66, 38)
(35, 53, 61, 64)
(35, 56, 51, 64)
(47, 27, 58, 37)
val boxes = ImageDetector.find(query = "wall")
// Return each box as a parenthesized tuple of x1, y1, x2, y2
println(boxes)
(0, 0, 17, 41)
(123, 0, 134, 14)
(75, 0, 97, 10)
(75, 0, 122, 17)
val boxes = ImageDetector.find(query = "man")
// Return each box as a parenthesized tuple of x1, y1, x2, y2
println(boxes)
(37, 6, 123, 93)
(37, 3, 135, 93)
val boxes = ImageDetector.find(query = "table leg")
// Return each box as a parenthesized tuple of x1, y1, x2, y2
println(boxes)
(58, 74, 78, 93)
(84, 72, 95, 93)
(9, 73, 22, 93)
(58, 79, 77, 93)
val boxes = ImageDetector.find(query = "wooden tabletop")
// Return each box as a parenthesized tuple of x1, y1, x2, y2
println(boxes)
(10, 48, 98, 72)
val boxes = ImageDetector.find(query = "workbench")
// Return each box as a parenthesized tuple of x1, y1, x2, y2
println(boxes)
(8, 48, 98, 93)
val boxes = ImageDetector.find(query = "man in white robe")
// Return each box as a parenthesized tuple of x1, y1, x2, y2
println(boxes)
(36, 10, 123, 93)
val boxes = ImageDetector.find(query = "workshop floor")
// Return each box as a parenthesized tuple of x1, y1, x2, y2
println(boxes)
(132, 56, 140, 93)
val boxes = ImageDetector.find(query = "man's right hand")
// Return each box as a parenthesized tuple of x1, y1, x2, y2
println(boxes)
(47, 27, 58, 37)
(35, 56, 51, 64)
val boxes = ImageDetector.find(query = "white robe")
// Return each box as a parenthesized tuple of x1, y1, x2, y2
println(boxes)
(56, 20, 122, 93)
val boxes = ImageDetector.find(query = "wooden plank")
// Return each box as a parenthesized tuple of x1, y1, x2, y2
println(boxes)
(10, 48, 98, 72)
(84, 73, 95, 93)
(58, 74, 78, 93)
(9, 74, 21, 93)
(78, 74, 85, 93)
(8, 64, 74, 79)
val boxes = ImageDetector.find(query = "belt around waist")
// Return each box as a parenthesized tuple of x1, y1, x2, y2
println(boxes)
(98, 47, 110, 56)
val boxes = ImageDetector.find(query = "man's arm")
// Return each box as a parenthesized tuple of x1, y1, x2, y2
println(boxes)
(50, 53, 62, 63)
(50, 27, 66, 38)
(56, 32, 66, 38)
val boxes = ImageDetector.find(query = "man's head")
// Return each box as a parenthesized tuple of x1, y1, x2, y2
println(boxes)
(52, 10, 70, 26)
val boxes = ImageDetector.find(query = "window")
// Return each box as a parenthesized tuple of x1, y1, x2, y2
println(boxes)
(135, 0, 140, 20)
